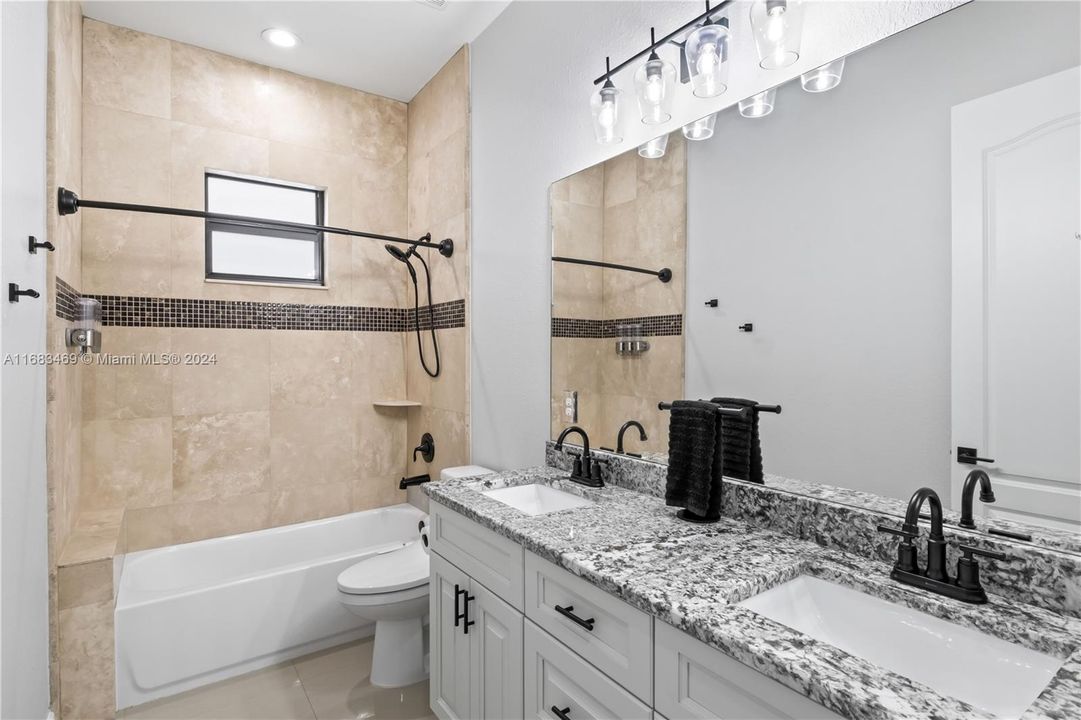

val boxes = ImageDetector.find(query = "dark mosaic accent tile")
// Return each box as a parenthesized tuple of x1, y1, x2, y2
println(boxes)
(54, 278, 465, 333)
(552, 313, 683, 338)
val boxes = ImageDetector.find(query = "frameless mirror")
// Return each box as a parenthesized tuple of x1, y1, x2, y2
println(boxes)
(551, 0, 1081, 552)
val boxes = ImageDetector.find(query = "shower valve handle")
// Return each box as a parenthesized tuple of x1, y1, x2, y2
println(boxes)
(413, 432, 435, 463)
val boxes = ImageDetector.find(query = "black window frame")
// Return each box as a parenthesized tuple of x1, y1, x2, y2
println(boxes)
(204, 172, 326, 286)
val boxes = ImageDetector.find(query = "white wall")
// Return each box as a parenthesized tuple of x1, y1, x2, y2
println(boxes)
(685, 0, 1081, 500)
(470, 1, 964, 470)
(0, 0, 51, 717)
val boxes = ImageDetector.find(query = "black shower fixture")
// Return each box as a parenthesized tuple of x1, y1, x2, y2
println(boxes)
(386, 241, 441, 378)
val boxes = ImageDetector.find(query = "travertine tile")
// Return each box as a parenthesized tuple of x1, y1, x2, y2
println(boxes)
(58, 558, 113, 610)
(85, 327, 172, 421)
(172, 411, 271, 503)
(171, 329, 270, 416)
(349, 333, 406, 401)
(82, 417, 172, 511)
(267, 69, 355, 156)
(171, 41, 271, 138)
(269, 331, 352, 410)
(171, 492, 271, 546)
(59, 599, 116, 720)
(81, 210, 172, 296)
(121, 505, 174, 553)
(269, 481, 353, 527)
(83, 19, 170, 118)
(427, 128, 467, 225)
(355, 406, 406, 479)
(350, 92, 408, 166)
(83, 103, 170, 204)
(603, 147, 637, 207)
(351, 474, 406, 513)
(170, 121, 269, 210)
(270, 405, 356, 488)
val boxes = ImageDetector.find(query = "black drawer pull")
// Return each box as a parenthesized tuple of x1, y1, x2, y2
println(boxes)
(454, 584, 466, 628)
(551, 706, 572, 720)
(463, 592, 476, 634)
(554, 604, 595, 631)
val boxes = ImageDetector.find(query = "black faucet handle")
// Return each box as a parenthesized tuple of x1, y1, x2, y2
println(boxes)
(958, 545, 1008, 562)
(876, 524, 918, 540)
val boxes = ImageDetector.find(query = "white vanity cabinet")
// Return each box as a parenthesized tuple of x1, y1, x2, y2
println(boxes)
(429, 500, 841, 720)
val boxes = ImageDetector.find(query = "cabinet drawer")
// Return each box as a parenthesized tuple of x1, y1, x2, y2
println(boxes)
(430, 501, 525, 610)
(524, 552, 652, 702)
(525, 620, 651, 720)
(655, 621, 843, 720)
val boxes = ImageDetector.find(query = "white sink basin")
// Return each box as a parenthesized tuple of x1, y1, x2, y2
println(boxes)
(482, 484, 593, 516)
(738, 575, 1063, 718)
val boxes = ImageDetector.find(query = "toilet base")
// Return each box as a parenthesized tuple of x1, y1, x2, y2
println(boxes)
(370, 617, 427, 688)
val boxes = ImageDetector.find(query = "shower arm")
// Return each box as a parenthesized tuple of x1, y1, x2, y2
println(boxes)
(57, 187, 454, 257)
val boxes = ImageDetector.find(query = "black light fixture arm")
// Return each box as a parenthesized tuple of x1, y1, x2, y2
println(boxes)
(552, 255, 671, 283)
(592, 0, 735, 85)
(57, 187, 454, 257)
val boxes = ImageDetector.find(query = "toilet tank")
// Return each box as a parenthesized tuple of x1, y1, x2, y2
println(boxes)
(440, 465, 495, 481)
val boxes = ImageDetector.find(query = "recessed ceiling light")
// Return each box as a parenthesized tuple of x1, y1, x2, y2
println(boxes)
(262, 28, 299, 49)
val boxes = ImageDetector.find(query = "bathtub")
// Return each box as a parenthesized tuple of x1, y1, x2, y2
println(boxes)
(115, 504, 427, 710)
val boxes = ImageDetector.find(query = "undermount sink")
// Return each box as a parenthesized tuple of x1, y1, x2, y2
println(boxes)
(481, 483, 593, 516)
(738, 575, 1063, 718)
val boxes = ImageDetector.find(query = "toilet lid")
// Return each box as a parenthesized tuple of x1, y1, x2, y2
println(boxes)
(338, 540, 429, 595)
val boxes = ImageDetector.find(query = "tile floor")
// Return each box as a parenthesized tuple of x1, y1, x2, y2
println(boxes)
(118, 639, 436, 720)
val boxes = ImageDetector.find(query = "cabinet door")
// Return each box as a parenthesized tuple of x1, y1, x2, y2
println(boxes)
(470, 580, 524, 720)
(430, 553, 473, 720)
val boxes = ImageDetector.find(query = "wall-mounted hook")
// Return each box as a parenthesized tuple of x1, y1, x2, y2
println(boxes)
(28, 236, 54, 254)
(738, 323, 753, 332)
(704, 298, 718, 308)
(8, 283, 40, 302)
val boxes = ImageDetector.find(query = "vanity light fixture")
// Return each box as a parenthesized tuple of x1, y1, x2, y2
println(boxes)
(634, 29, 676, 125)
(261, 27, 299, 48)
(739, 88, 776, 118)
(684, 16, 731, 98)
(801, 57, 845, 92)
(682, 113, 717, 141)
(638, 134, 669, 159)
(750, 0, 803, 70)
(591, 57, 623, 144)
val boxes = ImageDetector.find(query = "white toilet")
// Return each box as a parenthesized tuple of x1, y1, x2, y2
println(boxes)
(337, 465, 494, 688)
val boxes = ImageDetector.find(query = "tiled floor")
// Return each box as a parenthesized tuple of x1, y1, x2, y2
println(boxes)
(118, 639, 436, 720)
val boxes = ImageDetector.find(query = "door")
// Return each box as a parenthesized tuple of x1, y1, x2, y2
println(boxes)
(470, 580, 524, 720)
(0, 1, 50, 717)
(430, 553, 473, 720)
(951, 66, 1081, 529)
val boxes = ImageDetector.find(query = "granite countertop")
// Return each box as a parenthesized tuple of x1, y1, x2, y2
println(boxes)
(425, 466, 1081, 720)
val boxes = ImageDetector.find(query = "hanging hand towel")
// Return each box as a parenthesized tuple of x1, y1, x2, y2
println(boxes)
(710, 397, 763, 484)
(665, 400, 724, 520)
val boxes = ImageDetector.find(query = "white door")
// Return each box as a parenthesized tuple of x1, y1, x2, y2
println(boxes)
(951, 66, 1081, 530)
(0, 1, 51, 717)
(470, 581, 523, 720)
(430, 553, 473, 720)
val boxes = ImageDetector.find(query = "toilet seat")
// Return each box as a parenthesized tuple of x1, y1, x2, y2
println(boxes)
(338, 539, 429, 595)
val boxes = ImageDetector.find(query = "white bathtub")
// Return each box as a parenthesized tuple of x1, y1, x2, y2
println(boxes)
(115, 504, 427, 709)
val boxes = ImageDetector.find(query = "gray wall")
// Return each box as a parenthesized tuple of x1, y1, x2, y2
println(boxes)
(469, 0, 965, 472)
(686, 0, 1081, 500)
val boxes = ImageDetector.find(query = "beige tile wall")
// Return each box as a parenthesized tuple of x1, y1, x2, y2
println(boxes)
(75, 19, 413, 558)
(404, 48, 471, 499)
(550, 134, 687, 455)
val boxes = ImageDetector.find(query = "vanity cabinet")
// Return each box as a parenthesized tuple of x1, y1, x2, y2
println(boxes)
(429, 501, 841, 720)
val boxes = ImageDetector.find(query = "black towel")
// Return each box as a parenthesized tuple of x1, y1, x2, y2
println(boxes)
(711, 397, 763, 484)
(664, 401, 724, 519)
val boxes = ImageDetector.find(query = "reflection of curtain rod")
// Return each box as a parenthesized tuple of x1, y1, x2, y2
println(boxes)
(56, 187, 454, 257)
(552, 255, 672, 283)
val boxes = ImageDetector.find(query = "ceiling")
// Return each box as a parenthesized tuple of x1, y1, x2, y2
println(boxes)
(82, 1, 511, 102)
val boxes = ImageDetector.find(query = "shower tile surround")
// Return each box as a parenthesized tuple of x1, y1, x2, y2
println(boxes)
(426, 465, 1081, 719)
(46, 16, 471, 720)
(550, 136, 687, 455)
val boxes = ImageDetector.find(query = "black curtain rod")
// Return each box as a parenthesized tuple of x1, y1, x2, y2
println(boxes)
(592, 0, 735, 85)
(56, 187, 454, 257)
(658, 401, 783, 415)
(657, 401, 749, 419)
(552, 255, 672, 283)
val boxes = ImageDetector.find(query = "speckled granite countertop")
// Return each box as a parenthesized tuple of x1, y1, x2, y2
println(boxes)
(425, 466, 1081, 720)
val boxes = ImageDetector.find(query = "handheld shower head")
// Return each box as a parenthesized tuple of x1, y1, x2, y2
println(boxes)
(384, 244, 417, 281)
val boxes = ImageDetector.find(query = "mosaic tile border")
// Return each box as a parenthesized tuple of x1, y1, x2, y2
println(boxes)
(54, 277, 465, 332)
(552, 313, 683, 338)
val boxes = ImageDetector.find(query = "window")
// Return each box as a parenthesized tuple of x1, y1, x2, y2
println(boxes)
(205, 172, 326, 286)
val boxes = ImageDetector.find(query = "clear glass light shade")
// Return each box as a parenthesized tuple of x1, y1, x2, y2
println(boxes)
(682, 113, 717, 141)
(638, 134, 669, 159)
(634, 55, 676, 125)
(739, 88, 777, 118)
(801, 57, 845, 93)
(685, 21, 730, 98)
(750, 0, 804, 70)
(591, 84, 623, 144)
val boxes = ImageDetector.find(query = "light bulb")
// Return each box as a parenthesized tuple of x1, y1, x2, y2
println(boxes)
(696, 43, 719, 75)
(765, 7, 786, 42)
(645, 72, 664, 105)
(751, 0, 803, 70)
(682, 113, 717, 141)
(685, 17, 730, 99)
(639, 134, 669, 159)
(634, 54, 675, 125)
(261, 28, 299, 48)
(739, 88, 776, 118)
(800, 57, 845, 93)
(591, 82, 623, 144)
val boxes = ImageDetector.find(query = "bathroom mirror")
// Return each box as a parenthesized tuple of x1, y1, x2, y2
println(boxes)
(550, 0, 1081, 549)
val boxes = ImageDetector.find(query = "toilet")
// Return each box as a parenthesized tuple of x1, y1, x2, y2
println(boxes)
(337, 465, 494, 688)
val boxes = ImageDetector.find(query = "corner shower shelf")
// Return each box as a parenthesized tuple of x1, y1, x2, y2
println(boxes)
(372, 400, 422, 408)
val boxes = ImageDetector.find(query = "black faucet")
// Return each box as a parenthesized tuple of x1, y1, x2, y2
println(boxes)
(877, 486, 1007, 604)
(959, 469, 996, 529)
(555, 426, 604, 487)
(617, 420, 647, 456)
